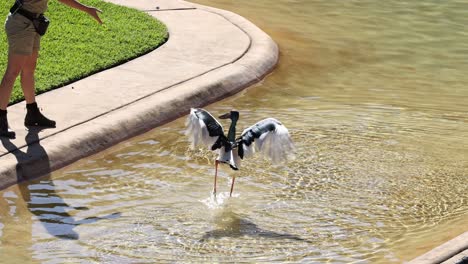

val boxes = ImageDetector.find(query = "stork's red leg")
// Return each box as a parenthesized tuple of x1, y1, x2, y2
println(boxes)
(213, 160, 219, 196)
(229, 175, 236, 197)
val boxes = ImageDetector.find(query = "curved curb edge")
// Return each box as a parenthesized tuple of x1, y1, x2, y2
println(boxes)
(407, 232, 468, 264)
(0, 2, 278, 189)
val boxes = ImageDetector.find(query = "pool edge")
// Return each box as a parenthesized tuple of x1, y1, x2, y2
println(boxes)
(0, 0, 279, 189)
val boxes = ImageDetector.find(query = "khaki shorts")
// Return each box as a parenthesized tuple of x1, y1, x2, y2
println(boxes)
(4, 13, 40, 55)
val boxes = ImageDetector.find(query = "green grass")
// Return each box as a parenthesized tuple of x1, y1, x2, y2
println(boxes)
(1, 0, 168, 105)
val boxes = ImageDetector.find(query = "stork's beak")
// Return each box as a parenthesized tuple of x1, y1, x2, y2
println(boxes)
(219, 112, 231, 119)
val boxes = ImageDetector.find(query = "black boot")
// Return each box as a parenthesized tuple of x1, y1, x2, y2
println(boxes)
(24, 102, 56, 128)
(0, 109, 15, 138)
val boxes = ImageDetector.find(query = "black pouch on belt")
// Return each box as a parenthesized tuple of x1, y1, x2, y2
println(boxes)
(32, 14, 50, 36)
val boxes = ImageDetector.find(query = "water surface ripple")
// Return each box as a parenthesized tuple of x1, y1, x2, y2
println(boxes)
(1, 0, 468, 263)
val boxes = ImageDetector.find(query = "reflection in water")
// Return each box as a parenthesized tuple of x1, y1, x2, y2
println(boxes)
(0, 129, 121, 261)
(18, 179, 120, 240)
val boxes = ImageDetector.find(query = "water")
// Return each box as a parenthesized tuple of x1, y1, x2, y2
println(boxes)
(0, 0, 467, 263)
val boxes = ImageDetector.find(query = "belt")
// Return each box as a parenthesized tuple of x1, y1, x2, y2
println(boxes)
(18, 9, 42, 20)
(10, 5, 41, 21)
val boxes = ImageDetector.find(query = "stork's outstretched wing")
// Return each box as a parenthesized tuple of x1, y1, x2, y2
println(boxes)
(185, 108, 226, 150)
(238, 118, 295, 163)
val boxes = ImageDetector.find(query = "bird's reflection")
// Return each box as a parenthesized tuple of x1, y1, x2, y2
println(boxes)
(200, 209, 309, 243)
(1, 127, 120, 240)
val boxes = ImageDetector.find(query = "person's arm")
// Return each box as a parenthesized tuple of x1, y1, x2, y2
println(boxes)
(58, 0, 103, 24)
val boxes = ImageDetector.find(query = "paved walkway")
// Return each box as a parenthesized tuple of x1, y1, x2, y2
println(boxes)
(0, 0, 278, 189)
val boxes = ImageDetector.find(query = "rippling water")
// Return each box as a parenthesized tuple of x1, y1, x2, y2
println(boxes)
(1, 0, 467, 263)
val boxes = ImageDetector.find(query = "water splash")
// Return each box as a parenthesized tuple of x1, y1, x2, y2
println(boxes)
(200, 192, 240, 210)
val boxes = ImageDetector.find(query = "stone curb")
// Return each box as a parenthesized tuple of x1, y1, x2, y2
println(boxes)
(407, 232, 468, 264)
(0, 1, 278, 189)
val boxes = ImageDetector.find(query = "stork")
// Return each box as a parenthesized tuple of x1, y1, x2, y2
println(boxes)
(185, 108, 294, 197)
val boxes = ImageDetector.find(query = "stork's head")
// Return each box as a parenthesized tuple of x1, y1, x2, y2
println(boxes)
(219, 110, 239, 120)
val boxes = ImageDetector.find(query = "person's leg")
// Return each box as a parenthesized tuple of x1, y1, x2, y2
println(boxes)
(20, 49, 39, 104)
(0, 53, 28, 110)
(0, 53, 28, 138)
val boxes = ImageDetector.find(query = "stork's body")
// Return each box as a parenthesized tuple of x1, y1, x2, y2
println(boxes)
(185, 108, 294, 196)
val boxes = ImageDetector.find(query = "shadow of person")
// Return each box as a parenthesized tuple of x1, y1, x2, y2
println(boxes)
(0, 127, 120, 240)
(200, 209, 311, 243)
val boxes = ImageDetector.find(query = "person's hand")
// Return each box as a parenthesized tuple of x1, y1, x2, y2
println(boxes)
(86, 6, 103, 24)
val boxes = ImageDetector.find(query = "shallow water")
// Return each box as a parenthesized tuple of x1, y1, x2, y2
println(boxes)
(1, 0, 467, 263)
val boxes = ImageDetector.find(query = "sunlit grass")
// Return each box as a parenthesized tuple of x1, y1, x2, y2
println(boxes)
(0, 0, 168, 104)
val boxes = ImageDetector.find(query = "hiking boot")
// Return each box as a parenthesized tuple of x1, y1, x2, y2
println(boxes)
(0, 110, 16, 139)
(24, 102, 56, 128)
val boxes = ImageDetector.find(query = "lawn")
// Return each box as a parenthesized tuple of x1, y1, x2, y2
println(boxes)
(0, 0, 168, 105)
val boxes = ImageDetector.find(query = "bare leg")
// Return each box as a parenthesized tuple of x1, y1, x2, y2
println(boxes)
(213, 160, 219, 196)
(20, 50, 39, 104)
(0, 53, 28, 110)
(229, 175, 236, 197)
(0, 53, 29, 137)
(19, 49, 55, 128)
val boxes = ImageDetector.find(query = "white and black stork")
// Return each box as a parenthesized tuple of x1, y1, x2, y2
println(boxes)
(185, 108, 294, 197)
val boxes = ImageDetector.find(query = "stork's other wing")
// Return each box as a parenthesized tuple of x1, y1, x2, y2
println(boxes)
(239, 118, 295, 163)
(185, 108, 225, 150)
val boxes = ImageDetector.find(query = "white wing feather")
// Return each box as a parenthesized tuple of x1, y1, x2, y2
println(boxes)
(185, 108, 223, 150)
(241, 118, 295, 163)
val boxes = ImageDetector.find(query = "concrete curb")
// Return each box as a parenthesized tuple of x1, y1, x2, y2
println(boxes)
(0, 1, 278, 189)
(408, 232, 468, 264)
